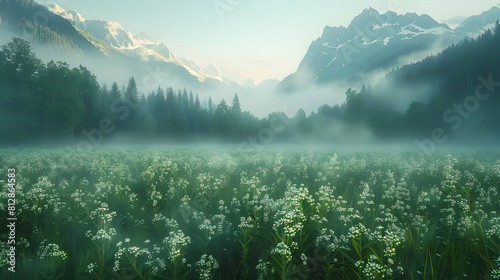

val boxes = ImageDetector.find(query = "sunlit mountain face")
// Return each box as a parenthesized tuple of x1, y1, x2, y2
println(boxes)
(2, 1, 500, 279)
(278, 6, 500, 92)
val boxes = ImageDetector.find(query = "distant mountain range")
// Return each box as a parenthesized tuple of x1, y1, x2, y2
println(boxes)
(0, 0, 243, 97)
(278, 5, 500, 92)
(46, 4, 225, 83)
(2, 0, 500, 114)
(455, 4, 500, 37)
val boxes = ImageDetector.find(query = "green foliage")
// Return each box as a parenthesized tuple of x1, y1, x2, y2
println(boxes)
(38, 61, 85, 138)
(366, 20, 500, 139)
(343, 88, 368, 125)
(0, 0, 93, 54)
(3, 22, 500, 144)
(1, 148, 500, 279)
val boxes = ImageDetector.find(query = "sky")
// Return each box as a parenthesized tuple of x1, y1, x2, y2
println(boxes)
(35, 0, 500, 84)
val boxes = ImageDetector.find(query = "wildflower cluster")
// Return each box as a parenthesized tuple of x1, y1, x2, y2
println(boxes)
(1, 148, 500, 279)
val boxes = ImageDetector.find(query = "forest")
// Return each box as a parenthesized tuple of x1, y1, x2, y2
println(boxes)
(2, 22, 500, 146)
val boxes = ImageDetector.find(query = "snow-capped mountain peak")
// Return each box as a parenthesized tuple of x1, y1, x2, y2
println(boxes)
(348, 7, 382, 30)
(204, 63, 222, 77)
(278, 7, 466, 91)
(45, 4, 229, 83)
(81, 20, 140, 50)
(179, 57, 204, 73)
(46, 4, 66, 16)
(176, 58, 224, 81)
(47, 4, 86, 24)
(104, 21, 124, 34)
(67, 10, 85, 23)
(133, 32, 161, 45)
(455, 4, 500, 38)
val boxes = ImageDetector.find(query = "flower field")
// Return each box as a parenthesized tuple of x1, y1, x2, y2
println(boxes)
(1, 147, 500, 279)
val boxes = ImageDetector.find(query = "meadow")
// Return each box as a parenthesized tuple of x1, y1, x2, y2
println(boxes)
(1, 147, 500, 279)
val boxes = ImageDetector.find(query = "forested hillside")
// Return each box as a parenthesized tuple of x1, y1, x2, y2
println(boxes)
(0, 0, 102, 55)
(2, 21, 500, 145)
(360, 21, 500, 140)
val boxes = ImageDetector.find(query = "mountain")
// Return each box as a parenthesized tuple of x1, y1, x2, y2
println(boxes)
(0, 0, 103, 56)
(364, 22, 500, 140)
(455, 4, 500, 38)
(0, 0, 237, 96)
(241, 77, 256, 88)
(277, 7, 466, 92)
(203, 63, 222, 79)
(45, 4, 226, 84)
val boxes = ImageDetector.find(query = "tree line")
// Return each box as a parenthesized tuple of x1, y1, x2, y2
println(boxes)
(0, 38, 259, 144)
(362, 21, 500, 141)
(2, 23, 500, 146)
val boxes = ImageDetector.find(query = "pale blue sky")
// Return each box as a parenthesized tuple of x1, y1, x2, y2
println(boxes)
(35, 0, 500, 83)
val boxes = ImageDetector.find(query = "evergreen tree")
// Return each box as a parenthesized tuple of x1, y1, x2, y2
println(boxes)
(292, 108, 309, 136)
(230, 93, 242, 139)
(99, 83, 112, 120)
(165, 87, 177, 135)
(125, 77, 139, 105)
(108, 82, 122, 127)
(154, 87, 167, 135)
(208, 97, 214, 114)
(193, 94, 202, 138)
(110, 82, 121, 101)
(195, 94, 201, 112)
(214, 99, 229, 137)
(76, 65, 100, 130)
(182, 89, 189, 113)
(124, 77, 140, 132)
(231, 93, 241, 114)
(189, 91, 194, 109)
(177, 90, 183, 111)
(342, 88, 368, 125)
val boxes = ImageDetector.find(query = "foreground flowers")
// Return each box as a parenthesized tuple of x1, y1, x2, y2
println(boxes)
(0, 147, 499, 279)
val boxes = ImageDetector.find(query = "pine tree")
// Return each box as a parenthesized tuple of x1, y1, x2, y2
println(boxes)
(177, 90, 183, 111)
(125, 77, 139, 105)
(182, 90, 189, 115)
(193, 94, 202, 138)
(110, 82, 121, 101)
(123, 77, 139, 132)
(154, 86, 167, 135)
(342, 88, 368, 125)
(165, 87, 177, 135)
(100, 83, 112, 119)
(76, 65, 100, 130)
(195, 94, 201, 112)
(214, 99, 229, 137)
(208, 97, 214, 114)
(230, 93, 242, 139)
(189, 91, 194, 109)
(231, 93, 241, 114)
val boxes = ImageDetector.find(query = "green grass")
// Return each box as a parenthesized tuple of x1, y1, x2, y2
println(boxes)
(1, 147, 500, 279)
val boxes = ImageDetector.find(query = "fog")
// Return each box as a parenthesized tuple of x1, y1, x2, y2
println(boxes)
(239, 82, 351, 118)
(0, 23, 453, 121)
(2, 23, 500, 149)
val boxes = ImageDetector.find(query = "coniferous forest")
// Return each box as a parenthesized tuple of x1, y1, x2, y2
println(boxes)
(3, 22, 500, 146)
